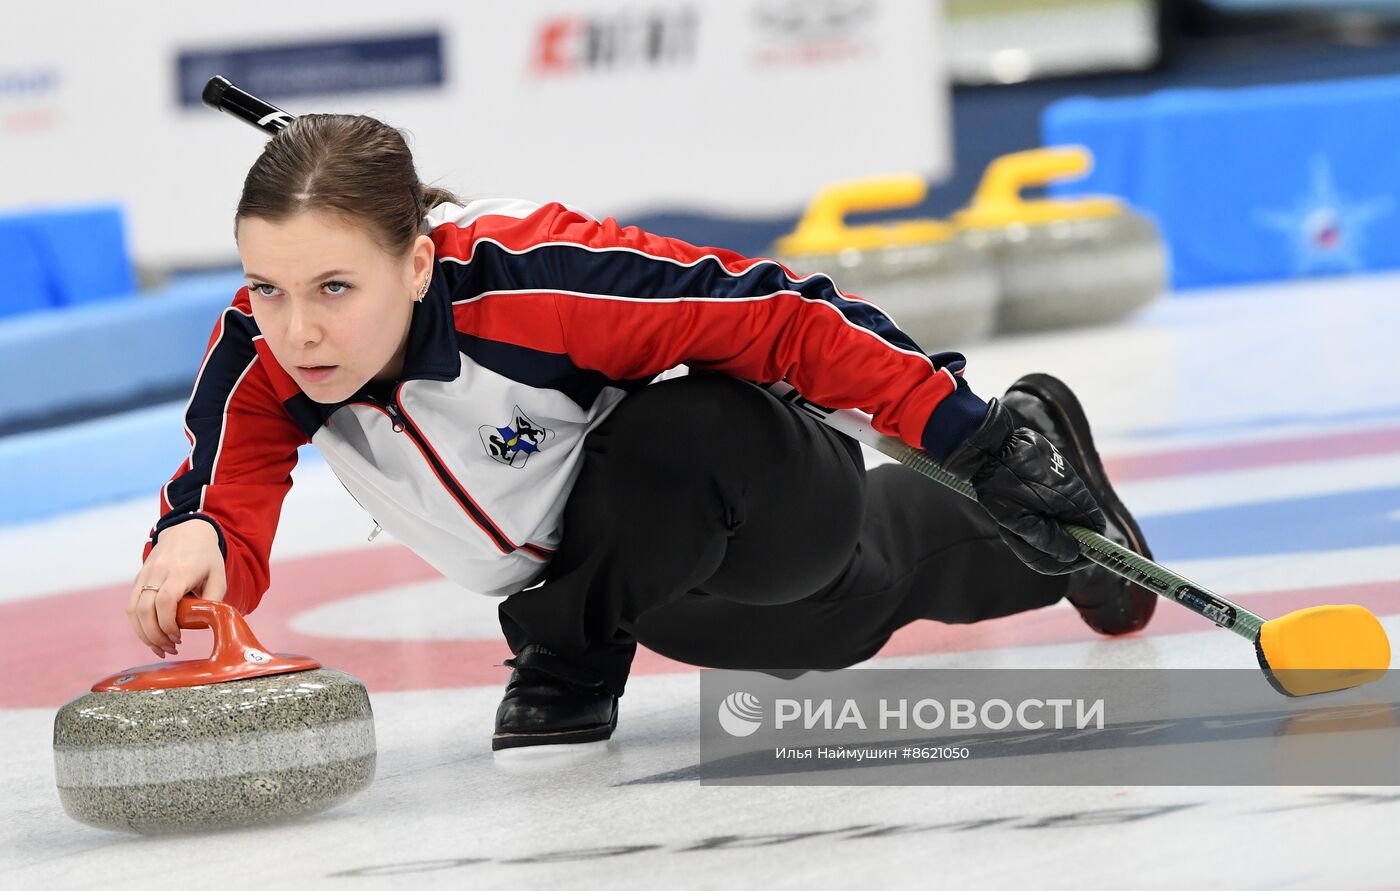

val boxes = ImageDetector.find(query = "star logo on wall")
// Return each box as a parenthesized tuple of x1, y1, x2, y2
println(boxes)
(1254, 155, 1393, 276)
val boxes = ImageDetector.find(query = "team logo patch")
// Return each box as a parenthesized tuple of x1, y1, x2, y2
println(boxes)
(480, 406, 552, 468)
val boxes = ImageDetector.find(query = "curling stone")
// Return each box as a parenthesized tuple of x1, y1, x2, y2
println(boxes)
(952, 146, 1167, 333)
(772, 173, 1000, 351)
(53, 596, 375, 834)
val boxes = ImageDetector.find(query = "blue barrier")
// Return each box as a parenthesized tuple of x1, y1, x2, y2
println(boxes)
(0, 271, 246, 429)
(0, 215, 54, 318)
(0, 401, 323, 526)
(0, 204, 135, 317)
(0, 403, 190, 524)
(1043, 74, 1400, 289)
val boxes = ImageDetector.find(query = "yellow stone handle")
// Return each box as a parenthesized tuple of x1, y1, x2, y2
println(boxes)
(955, 146, 1123, 228)
(971, 146, 1093, 206)
(798, 174, 927, 231)
(776, 174, 953, 255)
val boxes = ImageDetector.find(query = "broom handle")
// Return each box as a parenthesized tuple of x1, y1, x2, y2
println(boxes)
(762, 380, 1267, 641)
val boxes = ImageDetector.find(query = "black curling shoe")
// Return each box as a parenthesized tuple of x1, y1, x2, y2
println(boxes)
(492, 644, 619, 751)
(1000, 373, 1157, 636)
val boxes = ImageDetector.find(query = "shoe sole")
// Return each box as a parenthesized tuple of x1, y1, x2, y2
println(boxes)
(491, 701, 619, 751)
(1005, 373, 1156, 632)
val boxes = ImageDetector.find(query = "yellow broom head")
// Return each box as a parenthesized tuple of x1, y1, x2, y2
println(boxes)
(1256, 605, 1391, 697)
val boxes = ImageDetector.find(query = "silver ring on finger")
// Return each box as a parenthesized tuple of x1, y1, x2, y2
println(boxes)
(141, 584, 161, 592)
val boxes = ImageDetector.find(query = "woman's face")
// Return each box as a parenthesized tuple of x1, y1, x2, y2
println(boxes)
(237, 210, 434, 404)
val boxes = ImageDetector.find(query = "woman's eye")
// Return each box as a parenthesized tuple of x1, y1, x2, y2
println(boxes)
(248, 282, 349, 297)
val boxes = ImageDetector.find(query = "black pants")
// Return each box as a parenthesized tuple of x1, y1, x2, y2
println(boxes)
(498, 373, 1071, 696)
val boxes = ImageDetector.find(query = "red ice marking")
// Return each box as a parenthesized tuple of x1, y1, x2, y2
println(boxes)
(1103, 425, 1400, 482)
(2, 546, 695, 709)
(5, 544, 1400, 709)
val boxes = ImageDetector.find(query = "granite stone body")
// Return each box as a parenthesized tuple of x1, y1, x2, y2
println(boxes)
(53, 667, 375, 833)
(961, 212, 1167, 333)
(776, 234, 1000, 350)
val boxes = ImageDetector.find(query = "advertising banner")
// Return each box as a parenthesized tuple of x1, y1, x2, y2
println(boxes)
(1, 1, 947, 268)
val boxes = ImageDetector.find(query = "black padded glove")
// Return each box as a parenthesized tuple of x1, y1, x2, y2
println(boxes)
(942, 398, 1107, 574)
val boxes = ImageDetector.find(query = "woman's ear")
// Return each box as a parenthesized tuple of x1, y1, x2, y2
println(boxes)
(413, 233, 435, 282)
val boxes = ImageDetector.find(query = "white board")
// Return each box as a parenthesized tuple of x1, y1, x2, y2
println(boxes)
(0, 1, 948, 268)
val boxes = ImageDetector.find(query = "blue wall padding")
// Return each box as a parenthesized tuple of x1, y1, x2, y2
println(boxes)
(28, 206, 136, 307)
(0, 403, 190, 524)
(0, 271, 246, 428)
(0, 204, 136, 316)
(0, 403, 324, 525)
(1043, 75, 1400, 289)
(0, 216, 54, 318)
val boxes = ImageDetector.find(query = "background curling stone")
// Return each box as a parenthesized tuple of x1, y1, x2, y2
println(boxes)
(953, 146, 1167, 334)
(53, 596, 376, 834)
(773, 173, 1000, 350)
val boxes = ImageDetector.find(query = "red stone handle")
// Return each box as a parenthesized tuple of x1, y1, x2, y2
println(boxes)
(91, 596, 320, 692)
(176, 596, 275, 667)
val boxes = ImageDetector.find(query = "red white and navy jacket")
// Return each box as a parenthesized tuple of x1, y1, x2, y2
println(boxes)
(142, 198, 988, 614)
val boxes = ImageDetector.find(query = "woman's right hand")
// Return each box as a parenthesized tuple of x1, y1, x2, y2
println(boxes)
(127, 520, 228, 660)
(942, 398, 1106, 575)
